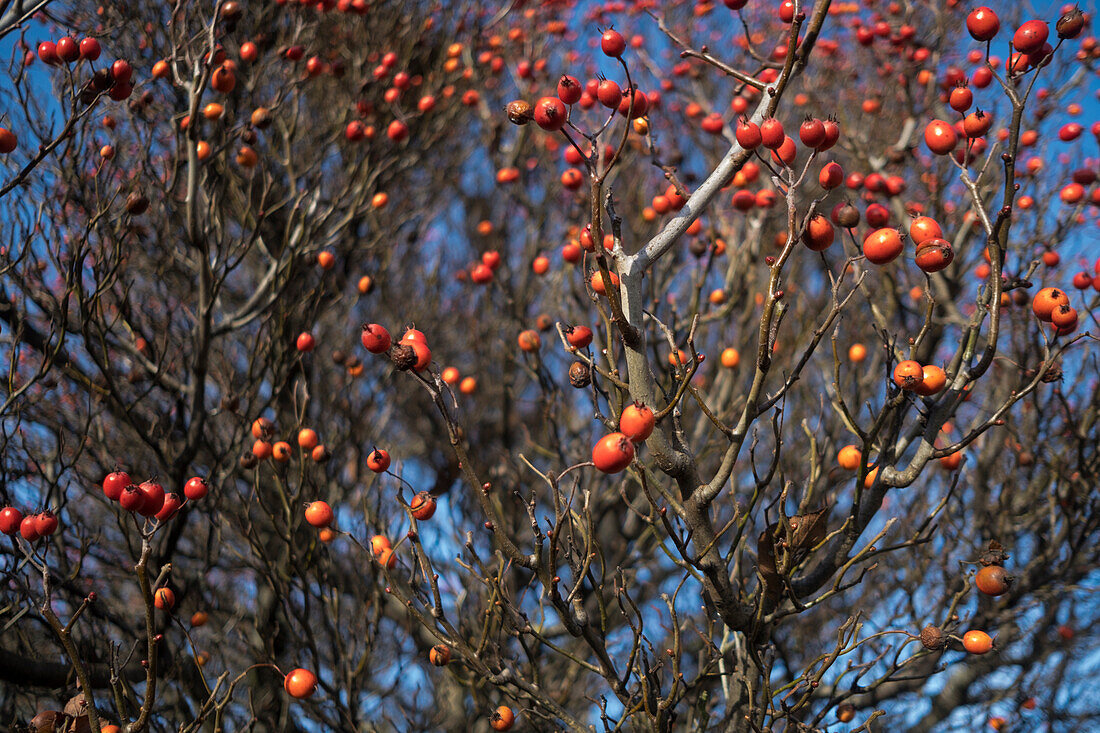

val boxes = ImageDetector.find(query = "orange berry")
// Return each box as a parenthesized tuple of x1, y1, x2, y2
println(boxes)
(892, 360, 924, 390)
(272, 441, 292, 462)
(305, 501, 334, 528)
(370, 535, 392, 556)
(837, 445, 862, 471)
(938, 450, 962, 470)
(962, 630, 994, 654)
(1032, 287, 1069, 322)
(154, 587, 176, 610)
(284, 668, 318, 698)
(429, 644, 452, 666)
(490, 706, 516, 731)
(251, 417, 273, 439)
(377, 547, 397, 569)
(863, 466, 879, 488)
(915, 365, 947, 396)
(297, 428, 319, 450)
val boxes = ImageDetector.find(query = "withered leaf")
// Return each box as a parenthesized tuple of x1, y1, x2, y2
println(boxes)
(979, 539, 1010, 567)
(757, 506, 829, 606)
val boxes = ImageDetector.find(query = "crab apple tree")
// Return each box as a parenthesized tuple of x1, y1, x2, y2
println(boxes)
(1, 1, 1100, 732)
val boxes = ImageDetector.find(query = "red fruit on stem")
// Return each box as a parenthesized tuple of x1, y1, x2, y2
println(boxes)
(20, 515, 41, 541)
(154, 587, 176, 610)
(103, 471, 132, 501)
(863, 228, 904, 265)
(735, 118, 762, 149)
(79, 38, 101, 61)
(566, 326, 593, 349)
(387, 120, 409, 142)
(924, 120, 957, 155)
(305, 501, 334, 528)
(963, 110, 993, 138)
(408, 340, 431, 371)
(592, 433, 635, 473)
(1013, 20, 1048, 54)
(866, 203, 890, 228)
(949, 85, 973, 112)
(819, 117, 840, 151)
(771, 136, 797, 166)
(596, 79, 622, 109)
(915, 239, 955, 273)
(111, 59, 133, 84)
(798, 118, 826, 148)
(137, 481, 166, 517)
(119, 485, 145, 512)
(284, 668, 318, 698)
(0, 507, 24, 535)
(533, 96, 567, 131)
(909, 216, 943, 244)
(56, 38, 80, 63)
(557, 75, 582, 105)
(0, 128, 16, 154)
(37, 41, 60, 65)
(410, 491, 437, 520)
(619, 403, 656, 442)
(367, 449, 391, 472)
(760, 118, 785, 149)
(818, 162, 843, 189)
(966, 7, 1000, 41)
(601, 29, 626, 57)
(156, 493, 183, 521)
(34, 511, 59, 536)
(184, 476, 209, 501)
(401, 328, 427, 344)
(361, 324, 392, 353)
(802, 215, 835, 251)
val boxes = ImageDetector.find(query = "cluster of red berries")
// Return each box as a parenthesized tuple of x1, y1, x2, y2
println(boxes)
(1, 476, 208, 545)
(361, 323, 432, 372)
(35, 36, 102, 65)
(357, 322, 429, 528)
(735, 116, 841, 166)
(248, 418, 329, 464)
(35, 36, 135, 102)
(592, 403, 656, 474)
(0, 506, 59, 542)
(509, 28, 647, 134)
(966, 6, 1085, 76)
(0, 38, 134, 153)
(1033, 287, 1080, 335)
(466, 250, 502, 285)
(101, 471, 209, 520)
(920, 7, 1087, 172)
